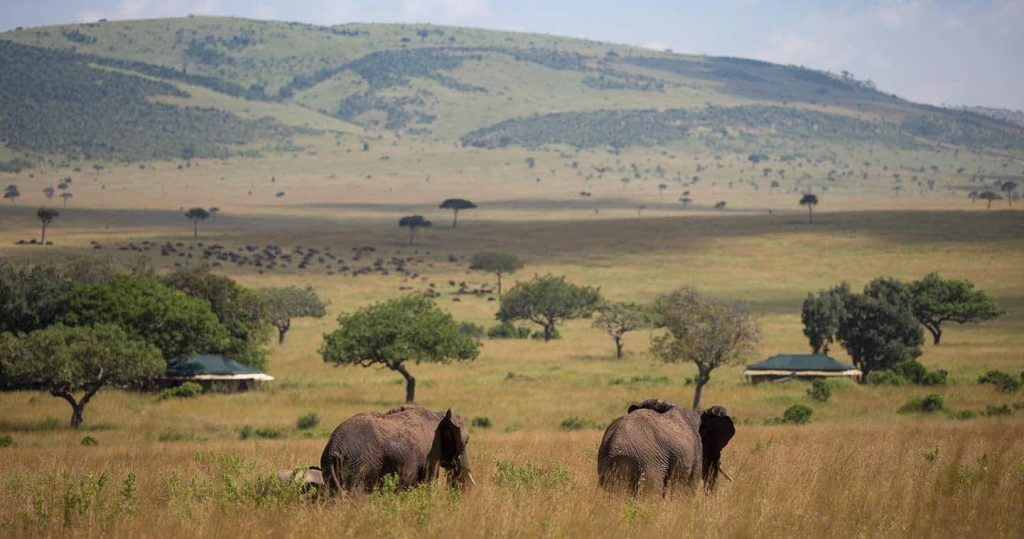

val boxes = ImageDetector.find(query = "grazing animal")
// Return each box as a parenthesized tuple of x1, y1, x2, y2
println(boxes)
(320, 406, 474, 495)
(276, 466, 325, 495)
(597, 399, 735, 496)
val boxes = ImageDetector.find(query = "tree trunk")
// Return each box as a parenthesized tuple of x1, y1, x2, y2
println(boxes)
(615, 337, 623, 359)
(394, 362, 416, 403)
(544, 322, 554, 341)
(71, 404, 84, 429)
(277, 320, 290, 344)
(452, 209, 459, 228)
(808, 205, 813, 224)
(40, 223, 47, 245)
(691, 369, 711, 410)
(496, 271, 503, 297)
(930, 326, 942, 345)
(408, 227, 415, 245)
(193, 220, 198, 239)
(987, 199, 993, 209)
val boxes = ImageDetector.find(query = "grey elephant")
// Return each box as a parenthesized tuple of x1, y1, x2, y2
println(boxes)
(320, 405, 475, 495)
(597, 399, 736, 496)
(276, 466, 325, 496)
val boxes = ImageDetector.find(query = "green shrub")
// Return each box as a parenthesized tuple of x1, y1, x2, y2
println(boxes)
(920, 370, 948, 386)
(471, 416, 492, 429)
(458, 322, 485, 338)
(978, 370, 1021, 393)
(610, 375, 671, 386)
(982, 404, 1012, 417)
(160, 382, 204, 399)
(492, 460, 574, 489)
(158, 430, 197, 442)
(240, 426, 285, 440)
(953, 410, 977, 420)
(530, 328, 560, 340)
(296, 413, 320, 430)
(80, 435, 99, 446)
(560, 416, 603, 431)
(0, 435, 14, 447)
(807, 379, 832, 402)
(866, 370, 907, 386)
(487, 322, 531, 339)
(899, 394, 945, 413)
(779, 404, 813, 424)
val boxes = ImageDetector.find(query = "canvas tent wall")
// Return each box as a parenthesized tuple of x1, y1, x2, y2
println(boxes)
(744, 354, 861, 384)
(164, 354, 274, 392)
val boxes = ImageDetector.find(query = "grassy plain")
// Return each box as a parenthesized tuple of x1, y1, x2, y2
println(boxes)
(1, 152, 1023, 537)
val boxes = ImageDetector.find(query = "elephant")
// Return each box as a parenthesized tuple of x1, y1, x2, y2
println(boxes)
(275, 466, 324, 496)
(320, 405, 475, 495)
(597, 399, 736, 496)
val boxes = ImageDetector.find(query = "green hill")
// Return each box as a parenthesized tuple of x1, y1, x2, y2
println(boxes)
(1, 16, 1022, 165)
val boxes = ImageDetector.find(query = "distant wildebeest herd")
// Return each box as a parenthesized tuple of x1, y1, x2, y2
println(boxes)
(279, 400, 735, 497)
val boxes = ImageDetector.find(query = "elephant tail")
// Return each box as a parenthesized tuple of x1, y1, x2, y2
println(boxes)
(322, 453, 347, 496)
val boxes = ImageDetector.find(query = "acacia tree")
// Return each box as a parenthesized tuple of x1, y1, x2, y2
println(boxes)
(4, 184, 19, 203)
(1001, 181, 1018, 207)
(0, 324, 163, 428)
(399, 215, 432, 245)
(184, 207, 210, 239)
(319, 295, 479, 403)
(469, 251, 523, 297)
(60, 192, 73, 207)
(497, 274, 602, 341)
(439, 198, 477, 228)
(260, 285, 327, 344)
(651, 288, 760, 409)
(836, 293, 923, 382)
(37, 208, 58, 245)
(799, 193, 818, 223)
(978, 191, 1001, 209)
(800, 283, 850, 354)
(908, 272, 1003, 345)
(42, 186, 55, 202)
(593, 302, 654, 358)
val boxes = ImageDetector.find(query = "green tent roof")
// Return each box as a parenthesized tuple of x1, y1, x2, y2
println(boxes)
(165, 355, 265, 377)
(746, 354, 856, 372)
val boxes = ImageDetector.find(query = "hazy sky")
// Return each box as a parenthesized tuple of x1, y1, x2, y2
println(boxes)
(2, 0, 1021, 110)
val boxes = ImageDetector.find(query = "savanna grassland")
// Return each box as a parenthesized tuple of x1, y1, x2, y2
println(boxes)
(2, 16, 1024, 539)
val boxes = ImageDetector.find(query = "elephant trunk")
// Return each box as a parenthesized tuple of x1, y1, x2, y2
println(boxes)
(445, 454, 474, 490)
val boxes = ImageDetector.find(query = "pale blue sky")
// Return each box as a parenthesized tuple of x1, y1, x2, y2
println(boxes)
(1, 0, 1021, 109)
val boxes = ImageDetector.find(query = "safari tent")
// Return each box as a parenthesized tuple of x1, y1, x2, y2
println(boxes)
(163, 354, 274, 392)
(744, 354, 862, 384)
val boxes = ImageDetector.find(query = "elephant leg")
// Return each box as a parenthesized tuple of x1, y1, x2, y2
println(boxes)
(600, 455, 642, 494)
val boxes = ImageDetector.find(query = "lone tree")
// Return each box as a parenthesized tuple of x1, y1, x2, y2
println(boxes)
(651, 288, 760, 409)
(4, 184, 19, 203)
(60, 192, 73, 207)
(836, 292, 923, 382)
(592, 302, 654, 358)
(800, 283, 851, 354)
(184, 207, 210, 239)
(399, 215, 432, 245)
(42, 186, 55, 202)
(799, 193, 819, 223)
(908, 272, 1003, 345)
(439, 198, 477, 228)
(497, 274, 602, 341)
(978, 191, 1001, 209)
(36, 208, 59, 245)
(469, 251, 523, 297)
(319, 295, 479, 403)
(0, 324, 163, 428)
(260, 285, 327, 344)
(1001, 181, 1018, 207)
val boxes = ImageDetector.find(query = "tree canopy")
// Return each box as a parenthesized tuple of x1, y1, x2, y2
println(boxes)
(469, 251, 523, 297)
(319, 295, 479, 403)
(163, 268, 271, 368)
(0, 324, 163, 428)
(439, 198, 477, 228)
(836, 292, 923, 380)
(908, 273, 1003, 345)
(37, 208, 59, 244)
(800, 283, 849, 354)
(398, 215, 432, 244)
(799, 193, 818, 223)
(260, 285, 327, 344)
(592, 302, 654, 358)
(978, 191, 1001, 209)
(497, 274, 602, 341)
(58, 274, 229, 361)
(0, 262, 72, 336)
(185, 207, 211, 239)
(651, 288, 760, 409)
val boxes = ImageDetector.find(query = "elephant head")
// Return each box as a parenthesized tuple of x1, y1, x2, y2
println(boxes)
(427, 408, 475, 489)
(698, 405, 736, 490)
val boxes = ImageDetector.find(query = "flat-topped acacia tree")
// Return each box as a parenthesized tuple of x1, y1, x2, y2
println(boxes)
(497, 274, 602, 341)
(0, 324, 164, 428)
(399, 215, 432, 245)
(439, 198, 477, 228)
(799, 193, 819, 223)
(37, 208, 58, 245)
(185, 207, 210, 239)
(469, 251, 523, 297)
(319, 295, 479, 403)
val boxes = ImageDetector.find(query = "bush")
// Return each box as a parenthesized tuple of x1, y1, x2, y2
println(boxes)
(610, 375, 671, 386)
(240, 425, 285, 440)
(978, 370, 1021, 393)
(982, 404, 1012, 417)
(807, 379, 831, 402)
(920, 370, 948, 386)
(487, 322, 531, 339)
(530, 328, 561, 340)
(779, 404, 813, 424)
(158, 430, 197, 442)
(471, 416, 492, 428)
(0, 435, 13, 448)
(296, 413, 320, 430)
(899, 394, 945, 413)
(160, 382, 204, 399)
(866, 370, 907, 386)
(953, 410, 977, 420)
(560, 416, 603, 431)
(80, 435, 99, 446)
(492, 460, 574, 489)
(893, 360, 927, 383)
(458, 322, 485, 338)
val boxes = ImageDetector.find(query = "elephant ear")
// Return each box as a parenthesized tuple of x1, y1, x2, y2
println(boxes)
(628, 399, 677, 414)
(434, 408, 464, 465)
(699, 406, 736, 462)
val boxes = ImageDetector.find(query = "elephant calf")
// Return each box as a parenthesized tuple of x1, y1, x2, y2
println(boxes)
(597, 399, 735, 496)
(275, 466, 324, 496)
(320, 406, 474, 495)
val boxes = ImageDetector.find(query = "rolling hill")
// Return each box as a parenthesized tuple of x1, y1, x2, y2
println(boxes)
(2, 16, 1023, 169)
